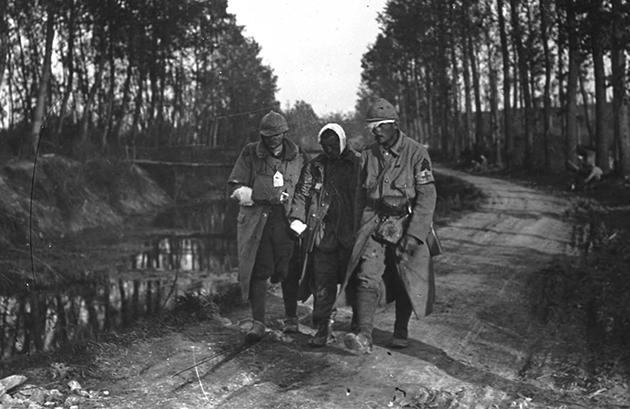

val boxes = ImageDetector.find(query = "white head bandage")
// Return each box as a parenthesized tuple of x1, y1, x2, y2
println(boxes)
(318, 123, 347, 154)
(367, 119, 395, 132)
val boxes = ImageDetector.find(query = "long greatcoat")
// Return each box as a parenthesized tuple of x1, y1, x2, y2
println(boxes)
(336, 133, 437, 318)
(227, 139, 306, 301)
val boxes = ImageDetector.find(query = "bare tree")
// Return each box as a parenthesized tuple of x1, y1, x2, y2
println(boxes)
(590, 0, 609, 172)
(539, 0, 553, 169)
(563, 0, 579, 165)
(611, 0, 629, 176)
(509, 0, 534, 167)
(497, 0, 512, 167)
(29, 4, 55, 156)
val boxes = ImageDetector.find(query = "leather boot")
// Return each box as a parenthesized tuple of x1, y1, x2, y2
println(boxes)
(390, 283, 412, 349)
(309, 319, 334, 347)
(245, 320, 266, 344)
(344, 287, 377, 354)
(283, 316, 300, 333)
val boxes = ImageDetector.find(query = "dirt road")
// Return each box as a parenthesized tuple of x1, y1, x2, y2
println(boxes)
(88, 168, 606, 409)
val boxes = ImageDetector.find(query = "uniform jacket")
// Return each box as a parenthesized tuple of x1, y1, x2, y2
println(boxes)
(336, 132, 437, 317)
(227, 138, 306, 301)
(289, 147, 361, 300)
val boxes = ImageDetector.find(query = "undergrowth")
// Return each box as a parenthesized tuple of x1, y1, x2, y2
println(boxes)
(530, 203, 630, 382)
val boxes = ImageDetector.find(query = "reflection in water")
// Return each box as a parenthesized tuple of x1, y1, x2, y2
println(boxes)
(133, 234, 236, 273)
(1, 201, 238, 359)
(0, 268, 235, 359)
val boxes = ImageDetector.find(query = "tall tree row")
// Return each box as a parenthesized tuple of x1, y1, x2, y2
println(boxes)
(358, 0, 630, 177)
(0, 0, 278, 157)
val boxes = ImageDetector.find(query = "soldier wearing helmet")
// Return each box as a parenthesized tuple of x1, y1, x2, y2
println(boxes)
(338, 98, 438, 353)
(228, 110, 307, 343)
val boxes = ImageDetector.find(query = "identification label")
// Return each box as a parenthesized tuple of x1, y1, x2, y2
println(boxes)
(273, 171, 284, 187)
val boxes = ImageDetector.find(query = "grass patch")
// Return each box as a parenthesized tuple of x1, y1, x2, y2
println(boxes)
(529, 203, 630, 384)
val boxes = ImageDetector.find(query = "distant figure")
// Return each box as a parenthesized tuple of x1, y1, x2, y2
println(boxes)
(471, 154, 488, 173)
(227, 111, 307, 343)
(566, 153, 603, 191)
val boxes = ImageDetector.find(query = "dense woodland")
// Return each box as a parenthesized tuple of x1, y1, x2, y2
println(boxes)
(358, 0, 630, 176)
(0, 0, 278, 158)
(1, 0, 630, 177)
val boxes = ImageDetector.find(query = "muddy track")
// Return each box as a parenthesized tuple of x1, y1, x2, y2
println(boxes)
(89, 167, 617, 409)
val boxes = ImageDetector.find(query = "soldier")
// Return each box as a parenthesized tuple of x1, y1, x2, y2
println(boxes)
(339, 98, 437, 353)
(228, 110, 307, 343)
(289, 123, 360, 347)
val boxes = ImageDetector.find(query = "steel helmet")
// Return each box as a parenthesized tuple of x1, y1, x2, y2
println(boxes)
(366, 98, 399, 122)
(260, 110, 289, 136)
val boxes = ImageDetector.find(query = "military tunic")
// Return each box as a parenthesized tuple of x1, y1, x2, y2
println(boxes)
(227, 139, 306, 301)
(337, 132, 437, 317)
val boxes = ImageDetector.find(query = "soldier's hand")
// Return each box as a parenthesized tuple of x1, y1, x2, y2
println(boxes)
(230, 186, 254, 206)
(396, 234, 422, 259)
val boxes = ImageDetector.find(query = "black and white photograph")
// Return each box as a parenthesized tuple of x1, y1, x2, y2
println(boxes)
(0, 0, 629, 408)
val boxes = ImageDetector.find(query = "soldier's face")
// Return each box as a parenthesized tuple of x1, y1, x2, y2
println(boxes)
(371, 122, 398, 147)
(320, 134, 341, 158)
(261, 132, 284, 150)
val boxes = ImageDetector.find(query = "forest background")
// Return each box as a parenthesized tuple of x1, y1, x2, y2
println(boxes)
(1, 0, 630, 175)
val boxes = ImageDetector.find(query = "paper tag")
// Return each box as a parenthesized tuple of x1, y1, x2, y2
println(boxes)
(273, 171, 284, 187)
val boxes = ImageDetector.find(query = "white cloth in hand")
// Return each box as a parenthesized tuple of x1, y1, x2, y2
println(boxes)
(290, 219, 307, 235)
(230, 186, 254, 206)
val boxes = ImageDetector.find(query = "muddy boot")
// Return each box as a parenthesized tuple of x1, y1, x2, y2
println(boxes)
(283, 316, 300, 333)
(344, 287, 376, 354)
(343, 332, 372, 354)
(245, 320, 266, 344)
(389, 337, 409, 348)
(308, 319, 334, 348)
(389, 288, 412, 349)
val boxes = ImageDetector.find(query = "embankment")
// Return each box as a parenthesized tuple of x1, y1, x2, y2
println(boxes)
(0, 154, 171, 280)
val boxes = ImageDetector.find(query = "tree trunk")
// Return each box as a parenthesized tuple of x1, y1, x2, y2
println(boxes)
(565, 0, 579, 165)
(468, 34, 483, 148)
(449, 15, 462, 161)
(591, 1, 609, 172)
(130, 66, 146, 154)
(29, 6, 55, 156)
(79, 52, 105, 144)
(578, 71, 594, 144)
(539, 0, 552, 170)
(55, 0, 76, 138)
(486, 32, 501, 167)
(0, 0, 8, 90)
(113, 62, 133, 146)
(16, 19, 32, 122)
(437, 3, 450, 155)
(462, 37, 473, 151)
(101, 37, 116, 150)
(509, 0, 533, 167)
(556, 8, 566, 151)
(612, 0, 630, 177)
(497, 0, 511, 168)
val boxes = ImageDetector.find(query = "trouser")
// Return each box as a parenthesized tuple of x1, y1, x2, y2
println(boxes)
(249, 206, 297, 323)
(353, 235, 413, 342)
(311, 246, 351, 328)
